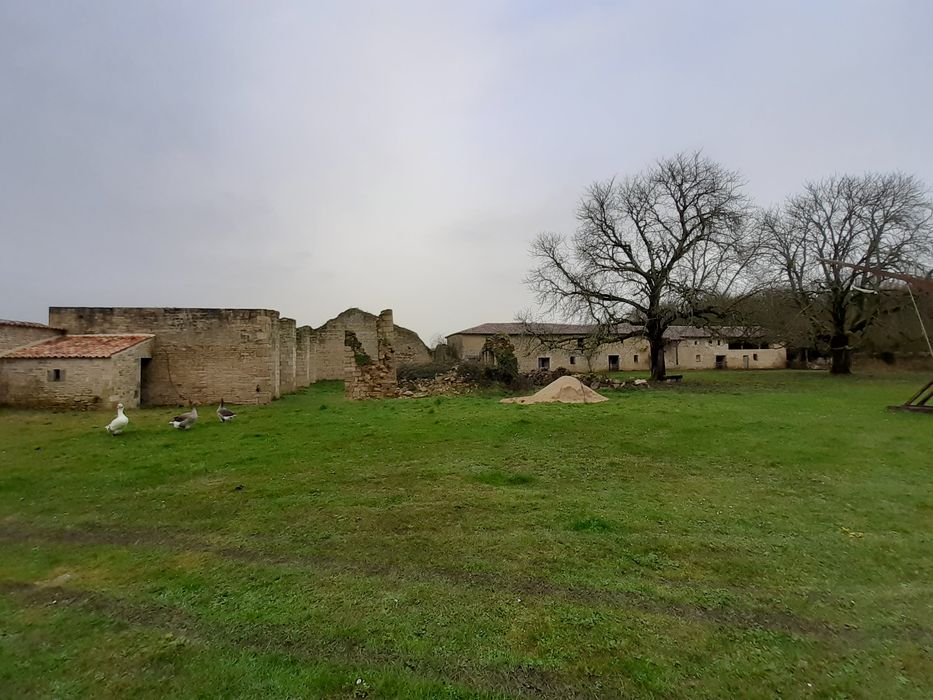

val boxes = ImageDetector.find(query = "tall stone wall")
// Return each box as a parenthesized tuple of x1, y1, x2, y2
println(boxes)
(395, 325, 432, 366)
(278, 317, 297, 395)
(0, 341, 152, 409)
(295, 326, 312, 388)
(270, 315, 281, 399)
(344, 309, 398, 400)
(48, 307, 281, 405)
(310, 308, 430, 381)
(0, 324, 64, 354)
(311, 308, 379, 381)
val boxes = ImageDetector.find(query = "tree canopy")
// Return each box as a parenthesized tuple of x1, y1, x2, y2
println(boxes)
(527, 151, 758, 380)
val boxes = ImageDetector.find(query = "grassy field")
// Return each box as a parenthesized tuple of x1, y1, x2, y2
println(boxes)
(0, 371, 931, 699)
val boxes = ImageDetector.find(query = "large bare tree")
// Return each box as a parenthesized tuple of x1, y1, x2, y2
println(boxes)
(527, 152, 757, 380)
(761, 173, 933, 374)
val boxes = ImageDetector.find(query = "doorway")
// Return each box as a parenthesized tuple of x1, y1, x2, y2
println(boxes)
(608, 355, 620, 371)
(140, 357, 154, 405)
(715, 355, 726, 369)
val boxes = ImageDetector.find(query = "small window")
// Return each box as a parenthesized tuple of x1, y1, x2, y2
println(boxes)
(694, 340, 698, 345)
(695, 354, 701, 363)
(633, 354, 639, 364)
(753, 353, 758, 361)
(48, 369, 64, 382)
(538, 357, 550, 370)
(569, 355, 576, 365)
(576, 338, 585, 350)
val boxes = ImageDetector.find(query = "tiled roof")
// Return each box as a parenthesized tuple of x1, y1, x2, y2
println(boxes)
(449, 323, 598, 336)
(0, 319, 63, 331)
(449, 323, 763, 340)
(2, 334, 154, 359)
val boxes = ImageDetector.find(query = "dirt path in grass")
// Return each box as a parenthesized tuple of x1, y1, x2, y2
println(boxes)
(0, 580, 580, 699)
(1, 520, 923, 644)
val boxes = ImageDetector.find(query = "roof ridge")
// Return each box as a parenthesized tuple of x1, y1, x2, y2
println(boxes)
(0, 319, 65, 330)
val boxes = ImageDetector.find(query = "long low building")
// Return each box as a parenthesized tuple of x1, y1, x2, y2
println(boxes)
(0, 307, 430, 408)
(446, 323, 786, 373)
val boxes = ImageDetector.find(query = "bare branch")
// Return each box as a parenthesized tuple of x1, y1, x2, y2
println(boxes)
(525, 151, 758, 380)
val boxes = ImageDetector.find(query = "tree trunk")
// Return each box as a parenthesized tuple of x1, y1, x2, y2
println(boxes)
(829, 332, 852, 374)
(647, 332, 667, 381)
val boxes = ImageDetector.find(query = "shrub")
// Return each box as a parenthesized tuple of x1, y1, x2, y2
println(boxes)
(480, 334, 520, 385)
(456, 361, 488, 384)
(397, 361, 456, 381)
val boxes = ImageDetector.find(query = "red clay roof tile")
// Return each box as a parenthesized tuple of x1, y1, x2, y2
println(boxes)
(2, 334, 154, 359)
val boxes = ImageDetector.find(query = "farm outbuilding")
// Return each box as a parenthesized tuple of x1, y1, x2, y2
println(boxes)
(446, 323, 787, 373)
(0, 334, 154, 409)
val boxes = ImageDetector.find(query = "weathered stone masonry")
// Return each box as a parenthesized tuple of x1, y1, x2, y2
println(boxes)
(311, 308, 430, 381)
(295, 325, 312, 388)
(344, 309, 398, 399)
(278, 317, 297, 396)
(49, 307, 282, 405)
(0, 338, 153, 409)
(1, 306, 429, 408)
(0, 321, 63, 354)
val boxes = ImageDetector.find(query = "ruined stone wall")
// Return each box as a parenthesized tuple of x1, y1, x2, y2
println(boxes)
(0, 341, 152, 409)
(0, 325, 63, 354)
(344, 309, 398, 399)
(295, 326, 312, 388)
(310, 308, 379, 381)
(394, 325, 431, 366)
(278, 317, 297, 395)
(48, 307, 281, 405)
(310, 308, 429, 381)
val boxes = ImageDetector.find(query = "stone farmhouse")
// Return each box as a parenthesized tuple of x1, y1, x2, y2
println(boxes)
(0, 308, 430, 409)
(446, 323, 786, 373)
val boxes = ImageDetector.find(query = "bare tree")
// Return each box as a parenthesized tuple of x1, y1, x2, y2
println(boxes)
(526, 152, 757, 380)
(761, 173, 933, 374)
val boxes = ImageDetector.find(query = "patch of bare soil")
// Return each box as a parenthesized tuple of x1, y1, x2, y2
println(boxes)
(0, 580, 196, 636)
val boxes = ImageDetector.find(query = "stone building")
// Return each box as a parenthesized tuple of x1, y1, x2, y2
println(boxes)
(446, 323, 787, 372)
(0, 306, 429, 409)
(47, 307, 285, 405)
(0, 334, 153, 408)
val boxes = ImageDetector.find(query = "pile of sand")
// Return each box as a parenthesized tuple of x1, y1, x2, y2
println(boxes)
(500, 375, 609, 405)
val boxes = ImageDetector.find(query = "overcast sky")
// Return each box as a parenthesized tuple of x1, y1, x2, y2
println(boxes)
(1, 1, 931, 343)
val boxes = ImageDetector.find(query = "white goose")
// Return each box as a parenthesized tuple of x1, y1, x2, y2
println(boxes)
(106, 403, 129, 435)
(169, 404, 198, 430)
(217, 399, 236, 423)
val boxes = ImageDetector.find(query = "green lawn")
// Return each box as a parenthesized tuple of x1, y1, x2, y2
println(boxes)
(1, 371, 931, 699)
